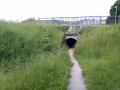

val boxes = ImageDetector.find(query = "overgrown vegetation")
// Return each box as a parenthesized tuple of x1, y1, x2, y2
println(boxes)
(56, 25, 69, 32)
(75, 25, 120, 90)
(0, 21, 71, 90)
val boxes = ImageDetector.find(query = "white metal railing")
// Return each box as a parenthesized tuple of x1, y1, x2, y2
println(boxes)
(38, 16, 120, 26)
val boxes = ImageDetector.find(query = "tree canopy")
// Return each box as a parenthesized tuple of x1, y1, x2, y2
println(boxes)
(106, 0, 120, 24)
(110, 0, 120, 16)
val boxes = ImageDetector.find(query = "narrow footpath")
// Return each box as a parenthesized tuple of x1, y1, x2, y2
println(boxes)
(67, 48, 86, 90)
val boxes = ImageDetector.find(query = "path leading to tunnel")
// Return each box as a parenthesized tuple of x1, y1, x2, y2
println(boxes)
(67, 49, 86, 90)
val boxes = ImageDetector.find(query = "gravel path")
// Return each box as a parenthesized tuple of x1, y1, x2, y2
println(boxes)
(67, 49, 86, 90)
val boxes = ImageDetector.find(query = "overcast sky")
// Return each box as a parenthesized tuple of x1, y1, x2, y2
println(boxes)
(0, 0, 117, 21)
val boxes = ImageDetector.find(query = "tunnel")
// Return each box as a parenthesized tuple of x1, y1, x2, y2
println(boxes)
(66, 38, 77, 48)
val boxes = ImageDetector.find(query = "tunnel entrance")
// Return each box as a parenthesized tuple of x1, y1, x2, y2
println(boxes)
(66, 38, 77, 48)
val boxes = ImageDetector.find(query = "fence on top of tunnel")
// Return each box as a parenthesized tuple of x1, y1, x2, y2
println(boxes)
(38, 16, 120, 26)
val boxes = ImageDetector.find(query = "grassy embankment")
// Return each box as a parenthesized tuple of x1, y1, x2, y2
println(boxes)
(75, 25, 120, 90)
(0, 21, 71, 90)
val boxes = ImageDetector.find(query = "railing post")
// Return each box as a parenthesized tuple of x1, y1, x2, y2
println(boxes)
(52, 17, 53, 25)
(100, 16, 102, 25)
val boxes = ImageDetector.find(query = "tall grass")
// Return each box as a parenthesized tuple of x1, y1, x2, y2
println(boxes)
(0, 21, 62, 62)
(75, 25, 120, 90)
(0, 21, 71, 90)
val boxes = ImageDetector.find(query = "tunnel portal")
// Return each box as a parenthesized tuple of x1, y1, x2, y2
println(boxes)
(66, 38, 77, 48)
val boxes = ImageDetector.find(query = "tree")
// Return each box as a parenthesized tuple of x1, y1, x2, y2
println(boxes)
(106, 0, 120, 24)
(22, 18, 36, 23)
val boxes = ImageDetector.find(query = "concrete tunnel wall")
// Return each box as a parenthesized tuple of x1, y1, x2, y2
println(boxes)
(66, 38, 77, 48)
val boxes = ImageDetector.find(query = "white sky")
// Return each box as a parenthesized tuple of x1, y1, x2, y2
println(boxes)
(0, 0, 117, 21)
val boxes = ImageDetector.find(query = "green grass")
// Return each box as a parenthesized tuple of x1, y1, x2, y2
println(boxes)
(75, 25, 120, 90)
(0, 21, 71, 90)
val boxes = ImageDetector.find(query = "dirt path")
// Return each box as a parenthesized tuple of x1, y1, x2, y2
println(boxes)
(67, 48, 86, 90)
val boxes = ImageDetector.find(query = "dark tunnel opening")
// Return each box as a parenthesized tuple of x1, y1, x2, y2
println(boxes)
(66, 38, 77, 48)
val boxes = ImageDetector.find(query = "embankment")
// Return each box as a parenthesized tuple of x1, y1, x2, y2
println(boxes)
(74, 25, 120, 90)
(0, 21, 71, 90)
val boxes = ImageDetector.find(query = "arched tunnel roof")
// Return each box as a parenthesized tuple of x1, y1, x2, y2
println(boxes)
(65, 36, 78, 41)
